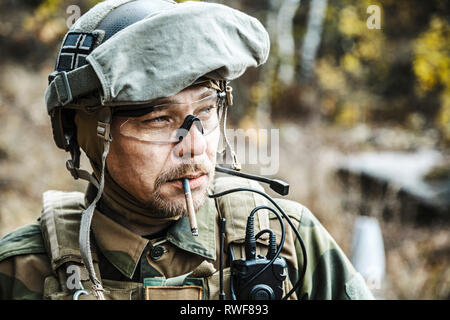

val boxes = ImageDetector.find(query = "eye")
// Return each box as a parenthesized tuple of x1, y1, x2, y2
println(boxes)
(198, 105, 216, 115)
(140, 116, 171, 128)
(142, 116, 170, 124)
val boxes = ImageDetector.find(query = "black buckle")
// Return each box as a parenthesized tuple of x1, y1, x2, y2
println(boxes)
(54, 71, 73, 106)
(66, 159, 79, 179)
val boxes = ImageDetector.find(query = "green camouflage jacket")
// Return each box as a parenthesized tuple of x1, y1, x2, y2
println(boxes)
(0, 177, 373, 300)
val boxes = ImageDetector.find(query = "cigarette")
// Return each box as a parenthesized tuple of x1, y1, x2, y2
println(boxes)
(182, 178, 198, 236)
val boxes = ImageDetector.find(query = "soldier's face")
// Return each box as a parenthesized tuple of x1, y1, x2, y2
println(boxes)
(106, 85, 220, 218)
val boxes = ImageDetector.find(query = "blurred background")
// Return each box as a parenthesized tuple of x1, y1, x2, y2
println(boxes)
(0, 0, 448, 299)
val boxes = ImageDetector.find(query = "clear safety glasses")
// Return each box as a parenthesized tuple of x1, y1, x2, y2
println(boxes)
(119, 93, 223, 143)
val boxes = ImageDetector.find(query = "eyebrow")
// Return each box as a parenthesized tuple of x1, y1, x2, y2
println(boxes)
(153, 89, 216, 106)
(114, 89, 217, 117)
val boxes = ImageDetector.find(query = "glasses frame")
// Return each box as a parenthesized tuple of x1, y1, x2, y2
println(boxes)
(118, 92, 224, 144)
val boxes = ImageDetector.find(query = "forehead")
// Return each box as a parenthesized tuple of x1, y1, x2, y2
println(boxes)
(154, 85, 216, 105)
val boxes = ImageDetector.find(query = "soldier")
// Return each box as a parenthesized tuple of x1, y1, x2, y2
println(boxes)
(0, 0, 373, 300)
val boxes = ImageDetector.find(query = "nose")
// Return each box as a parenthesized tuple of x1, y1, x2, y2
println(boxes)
(174, 123, 207, 159)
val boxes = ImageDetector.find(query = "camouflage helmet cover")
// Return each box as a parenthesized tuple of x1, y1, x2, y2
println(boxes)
(45, 0, 270, 113)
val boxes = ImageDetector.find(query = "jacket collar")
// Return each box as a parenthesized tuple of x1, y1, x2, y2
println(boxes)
(166, 195, 216, 261)
(91, 196, 216, 279)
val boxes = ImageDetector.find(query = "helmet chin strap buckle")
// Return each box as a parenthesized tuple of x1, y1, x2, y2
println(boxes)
(226, 85, 233, 107)
(65, 151, 100, 190)
(96, 121, 112, 142)
(96, 107, 113, 142)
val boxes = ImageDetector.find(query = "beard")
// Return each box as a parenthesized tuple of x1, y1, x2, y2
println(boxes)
(141, 161, 215, 218)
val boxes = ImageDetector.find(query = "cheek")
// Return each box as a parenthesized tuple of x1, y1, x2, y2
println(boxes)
(107, 133, 172, 197)
(206, 128, 220, 163)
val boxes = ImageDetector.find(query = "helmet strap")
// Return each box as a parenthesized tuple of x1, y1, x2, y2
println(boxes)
(218, 84, 241, 171)
(78, 106, 112, 300)
(66, 145, 100, 190)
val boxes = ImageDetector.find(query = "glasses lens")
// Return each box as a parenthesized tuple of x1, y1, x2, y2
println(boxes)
(119, 93, 221, 143)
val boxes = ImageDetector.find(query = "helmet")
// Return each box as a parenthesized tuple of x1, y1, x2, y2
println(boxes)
(46, 0, 269, 158)
(44, 0, 270, 299)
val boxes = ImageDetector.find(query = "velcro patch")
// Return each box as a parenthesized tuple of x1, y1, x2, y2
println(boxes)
(145, 286, 203, 300)
(143, 276, 205, 300)
(56, 32, 97, 72)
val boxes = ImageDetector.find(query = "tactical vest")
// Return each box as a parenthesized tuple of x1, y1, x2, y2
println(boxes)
(40, 177, 301, 300)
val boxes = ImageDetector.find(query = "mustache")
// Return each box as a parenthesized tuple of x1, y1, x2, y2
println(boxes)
(154, 162, 213, 188)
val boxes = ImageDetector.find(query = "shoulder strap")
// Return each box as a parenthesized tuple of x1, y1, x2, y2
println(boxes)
(213, 176, 303, 232)
(212, 175, 304, 262)
(211, 176, 304, 299)
(213, 176, 271, 244)
(40, 190, 87, 272)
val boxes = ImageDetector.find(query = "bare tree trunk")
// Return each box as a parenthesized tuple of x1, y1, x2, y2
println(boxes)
(299, 0, 328, 82)
(256, 0, 282, 129)
(277, 0, 302, 86)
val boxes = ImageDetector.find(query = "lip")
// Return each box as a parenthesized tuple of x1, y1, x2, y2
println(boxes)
(167, 174, 208, 190)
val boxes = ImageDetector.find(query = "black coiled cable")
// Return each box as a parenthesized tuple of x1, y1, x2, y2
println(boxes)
(208, 187, 308, 300)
